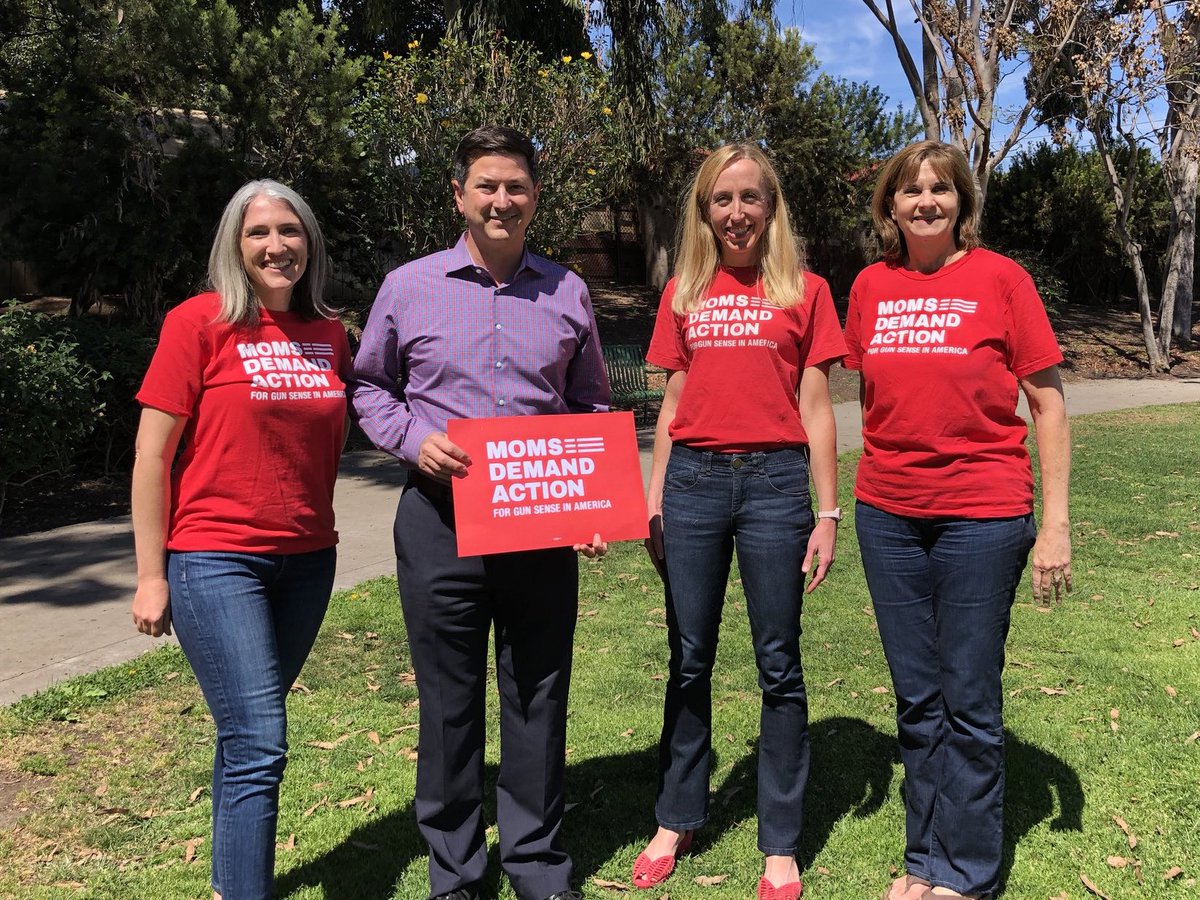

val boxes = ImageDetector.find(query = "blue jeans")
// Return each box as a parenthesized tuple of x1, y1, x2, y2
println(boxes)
(657, 444, 813, 856)
(168, 547, 336, 900)
(855, 501, 1035, 896)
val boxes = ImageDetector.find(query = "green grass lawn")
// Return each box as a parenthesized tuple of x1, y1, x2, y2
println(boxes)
(2, 405, 1198, 899)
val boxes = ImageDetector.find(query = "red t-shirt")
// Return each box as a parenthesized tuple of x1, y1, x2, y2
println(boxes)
(647, 266, 847, 453)
(843, 249, 1063, 518)
(137, 292, 351, 553)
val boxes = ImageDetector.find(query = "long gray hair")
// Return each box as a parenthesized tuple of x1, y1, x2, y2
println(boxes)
(207, 179, 334, 324)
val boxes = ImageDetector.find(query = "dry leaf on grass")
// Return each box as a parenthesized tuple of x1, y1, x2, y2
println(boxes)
(591, 876, 631, 890)
(290, 681, 312, 695)
(1166, 685, 1178, 698)
(1106, 856, 1129, 868)
(1040, 687, 1068, 696)
(1186, 731, 1200, 744)
(302, 797, 328, 817)
(1079, 873, 1110, 899)
(337, 787, 375, 808)
(188, 786, 205, 804)
(1113, 815, 1138, 849)
(817, 866, 832, 875)
(1163, 866, 1184, 880)
(872, 686, 889, 694)
(367, 731, 381, 745)
(184, 837, 204, 864)
(307, 730, 362, 751)
(621, 728, 634, 737)
(694, 874, 729, 886)
(277, 833, 296, 851)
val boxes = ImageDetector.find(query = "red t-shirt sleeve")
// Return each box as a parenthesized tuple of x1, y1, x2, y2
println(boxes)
(842, 276, 865, 370)
(646, 279, 688, 371)
(1004, 273, 1064, 377)
(803, 278, 848, 368)
(136, 304, 210, 417)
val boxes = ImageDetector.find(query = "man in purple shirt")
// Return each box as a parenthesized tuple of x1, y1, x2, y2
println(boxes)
(352, 126, 610, 900)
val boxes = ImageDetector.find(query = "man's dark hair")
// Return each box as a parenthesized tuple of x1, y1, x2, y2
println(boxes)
(453, 125, 539, 185)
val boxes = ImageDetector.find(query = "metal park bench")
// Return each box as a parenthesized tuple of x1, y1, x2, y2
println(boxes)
(602, 343, 664, 425)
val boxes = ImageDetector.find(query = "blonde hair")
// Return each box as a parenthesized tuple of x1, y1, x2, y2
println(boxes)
(871, 140, 982, 265)
(672, 143, 805, 314)
(207, 179, 334, 325)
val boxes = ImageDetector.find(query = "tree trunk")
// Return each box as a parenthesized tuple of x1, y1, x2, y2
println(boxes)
(921, 0, 940, 140)
(1170, 159, 1197, 349)
(637, 189, 675, 291)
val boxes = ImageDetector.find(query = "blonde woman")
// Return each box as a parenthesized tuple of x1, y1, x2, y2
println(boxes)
(633, 144, 846, 900)
(131, 180, 350, 900)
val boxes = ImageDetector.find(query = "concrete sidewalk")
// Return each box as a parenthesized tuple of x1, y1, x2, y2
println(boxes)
(3, 376, 1198, 705)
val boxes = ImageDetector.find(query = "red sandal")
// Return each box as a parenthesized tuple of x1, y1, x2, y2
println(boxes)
(757, 876, 803, 900)
(631, 831, 693, 889)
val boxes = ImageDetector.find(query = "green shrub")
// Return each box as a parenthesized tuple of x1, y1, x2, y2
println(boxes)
(0, 306, 106, 519)
(351, 36, 629, 289)
(66, 317, 158, 473)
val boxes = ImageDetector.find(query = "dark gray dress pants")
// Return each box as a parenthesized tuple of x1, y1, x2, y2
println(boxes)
(394, 476, 578, 899)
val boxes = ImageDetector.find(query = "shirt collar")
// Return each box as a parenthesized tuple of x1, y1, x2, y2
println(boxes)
(444, 233, 549, 282)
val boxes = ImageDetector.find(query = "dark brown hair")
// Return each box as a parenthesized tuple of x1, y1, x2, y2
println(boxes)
(453, 125, 538, 185)
(871, 140, 982, 265)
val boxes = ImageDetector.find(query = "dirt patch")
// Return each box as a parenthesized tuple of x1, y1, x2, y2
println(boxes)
(1, 474, 130, 539)
(0, 769, 50, 831)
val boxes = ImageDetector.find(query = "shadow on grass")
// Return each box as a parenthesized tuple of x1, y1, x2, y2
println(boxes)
(1001, 731, 1085, 887)
(274, 725, 1082, 898)
(692, 716, 898, 868)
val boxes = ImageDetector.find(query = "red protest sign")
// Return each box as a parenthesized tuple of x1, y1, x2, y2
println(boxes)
(447, 411, 648, 557)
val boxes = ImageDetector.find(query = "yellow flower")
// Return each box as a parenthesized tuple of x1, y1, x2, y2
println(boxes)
(581, 51, 592, 60)
(587, 168, 597, 175)
(408, 40, 420, 50)
(440, 119, 451, 128)
(561, 55, 572, 63)
(382, 50, 392, 60)
(602, 106, 612, 116)
(539, 69, 549, 78)
(415, 92, 428, 104)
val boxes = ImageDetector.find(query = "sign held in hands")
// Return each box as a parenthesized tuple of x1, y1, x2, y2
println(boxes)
(447, 411, 648, 556)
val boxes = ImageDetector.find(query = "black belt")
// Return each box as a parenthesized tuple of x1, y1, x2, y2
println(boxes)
(408, 470, 454, 504)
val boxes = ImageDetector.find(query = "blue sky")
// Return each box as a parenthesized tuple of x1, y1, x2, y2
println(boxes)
(781, 1, 923, 110)
(777, 1, 1051, 153)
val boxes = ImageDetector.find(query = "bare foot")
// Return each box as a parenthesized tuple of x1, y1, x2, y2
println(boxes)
(763, 855, 800, 888)
(885, 873, 930, 900)
(641, 826, 687, 860)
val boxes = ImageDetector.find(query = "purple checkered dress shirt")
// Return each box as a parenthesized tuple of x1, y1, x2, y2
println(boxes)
(351, 234, 611, 465)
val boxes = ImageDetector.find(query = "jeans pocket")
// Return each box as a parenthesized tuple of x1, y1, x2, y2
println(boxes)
(763, 461, 811, 497)
(664, 464, 701, 492)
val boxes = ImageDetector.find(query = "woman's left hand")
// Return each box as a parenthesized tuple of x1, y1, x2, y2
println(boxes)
(802, 519, 837, 593)
(1031, 521, 1072, 606)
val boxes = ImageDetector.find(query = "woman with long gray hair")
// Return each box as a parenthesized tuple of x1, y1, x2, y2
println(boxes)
(131, 180, 350, 900)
